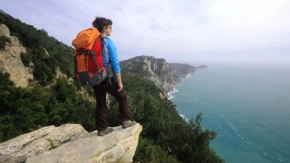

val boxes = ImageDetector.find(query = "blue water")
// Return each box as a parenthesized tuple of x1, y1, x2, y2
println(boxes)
(170, 64, 290, 163)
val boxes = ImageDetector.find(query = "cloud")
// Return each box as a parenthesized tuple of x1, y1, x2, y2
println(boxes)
(1, 0, 289, 65)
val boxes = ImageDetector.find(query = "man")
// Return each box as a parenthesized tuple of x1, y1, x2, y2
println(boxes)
(92, 17, 136, 136)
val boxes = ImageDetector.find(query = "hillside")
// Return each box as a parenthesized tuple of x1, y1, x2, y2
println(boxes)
(0, 11, 224, 163)
(120, 55, 180, 95)
(170, 62, 197, 78)
(197, 65, 209, 69)
(0, 11, 75, 86)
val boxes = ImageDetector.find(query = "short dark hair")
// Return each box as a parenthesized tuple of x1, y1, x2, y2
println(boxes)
(92, 17, 113, 32)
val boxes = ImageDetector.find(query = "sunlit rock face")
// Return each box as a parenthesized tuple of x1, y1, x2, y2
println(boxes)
(0, 24, 33, 87)
(120, 55, 181, 95)
(169, 63, 196, 78)
(0, 123, 142, 163)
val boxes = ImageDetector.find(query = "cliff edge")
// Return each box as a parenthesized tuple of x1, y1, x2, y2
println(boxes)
(0, 123, 142, 163)
(120, 55, 180, 95)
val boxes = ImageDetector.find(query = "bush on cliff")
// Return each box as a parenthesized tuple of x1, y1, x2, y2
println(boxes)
(0, 35, 11, 49)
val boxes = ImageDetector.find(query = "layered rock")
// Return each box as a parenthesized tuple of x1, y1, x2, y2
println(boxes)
(0, 24, 9, 37)
(120, 55, 180, 94)
(0, 123, 142, 163)
(0, 24, 33, 87)
(170, 63, 197, 78)
(0, 124, 87, 163)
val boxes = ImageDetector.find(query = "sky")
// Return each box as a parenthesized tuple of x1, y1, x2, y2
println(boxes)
(1, 0, 290, 66)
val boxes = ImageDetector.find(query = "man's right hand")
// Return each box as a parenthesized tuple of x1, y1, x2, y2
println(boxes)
(117, 82, 123, 92)
(115, 73, 123, 92)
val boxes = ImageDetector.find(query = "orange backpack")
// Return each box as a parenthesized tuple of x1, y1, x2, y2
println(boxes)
(72, 27, 107, 86)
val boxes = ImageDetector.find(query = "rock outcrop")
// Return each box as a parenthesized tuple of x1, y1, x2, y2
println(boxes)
(120, 55, 180, 95)
(0, 124, 87, 163)
(197, 65, 208, 69)
(0, 24, 33, 87)
(0, 24, 10, 37)
(170, 63, 196, 78)
(0, 123, 142, 163)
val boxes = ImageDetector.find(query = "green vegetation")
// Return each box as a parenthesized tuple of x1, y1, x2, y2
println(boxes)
(0, 73, 96, 141)
(0, 35, 11, 49)
(0, 12, 224, 163)
(134, 137, 180, 163)
(20, 52, 31, 67)
(46, 138, 58, 150)
(0, 12, 75, 86)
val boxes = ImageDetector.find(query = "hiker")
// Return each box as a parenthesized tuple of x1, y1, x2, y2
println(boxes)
(92, 17, 136, 136)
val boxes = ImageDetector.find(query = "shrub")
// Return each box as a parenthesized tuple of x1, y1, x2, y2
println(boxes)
(0, 35, 11, 49)
(20, 52, 30, 67)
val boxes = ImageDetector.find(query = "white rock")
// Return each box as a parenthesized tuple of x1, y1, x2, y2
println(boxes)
(0, 24, 10, 37)
(26, 124, 142, 163)
(0, 124, 87, 163)
(0, 24, 33, 87)
(0, 123, 142, 163)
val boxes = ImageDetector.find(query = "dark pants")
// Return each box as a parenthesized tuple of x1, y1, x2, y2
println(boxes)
(93, 78, 130, 131)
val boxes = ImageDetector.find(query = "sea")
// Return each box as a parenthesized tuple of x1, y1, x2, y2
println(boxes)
(169, 63, 290, 163)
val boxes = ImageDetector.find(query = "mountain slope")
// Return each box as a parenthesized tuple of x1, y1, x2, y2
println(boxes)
(0, 12, 75, 86)
(120, 55, 180, 95)
(170, 62, 197, 78)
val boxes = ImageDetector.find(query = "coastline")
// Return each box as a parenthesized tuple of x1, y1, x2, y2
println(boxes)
(167, 73, 195, 122)
(167, 66, 290, 163)
(167, 72, 195, 100)
(168, 87, 179, 100)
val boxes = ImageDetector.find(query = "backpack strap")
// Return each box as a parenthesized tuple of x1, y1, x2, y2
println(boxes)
(90, 50, 101, 72)
(74, 55, 78, 80)
(87, 36, 101, 72)
(100, 36, 113, 85)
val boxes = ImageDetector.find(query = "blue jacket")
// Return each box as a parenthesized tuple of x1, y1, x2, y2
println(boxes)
(102, 37, 120, 74)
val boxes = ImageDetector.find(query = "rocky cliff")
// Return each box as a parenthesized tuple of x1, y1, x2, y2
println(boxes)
(120, 55, 181, 95)
(0, 123, 142, 163)
(170, 63, 196, 78)
(0, 24, 33, 87)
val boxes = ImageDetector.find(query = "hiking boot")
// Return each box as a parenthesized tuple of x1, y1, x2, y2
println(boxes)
(122, 120, 136, 129)
(98, 127, 113, 136)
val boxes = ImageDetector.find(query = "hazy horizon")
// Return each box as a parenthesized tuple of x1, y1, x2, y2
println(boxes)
(1, 0, 290, 66)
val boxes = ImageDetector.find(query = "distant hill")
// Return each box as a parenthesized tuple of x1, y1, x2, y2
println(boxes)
(197, 65, 208, 69)
(0, 9, 5, 14)
(170, 63, 196, 78)
(120, 55, 180, 95)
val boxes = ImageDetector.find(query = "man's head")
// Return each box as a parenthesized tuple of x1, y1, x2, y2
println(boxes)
(93, 17, 113, 36)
